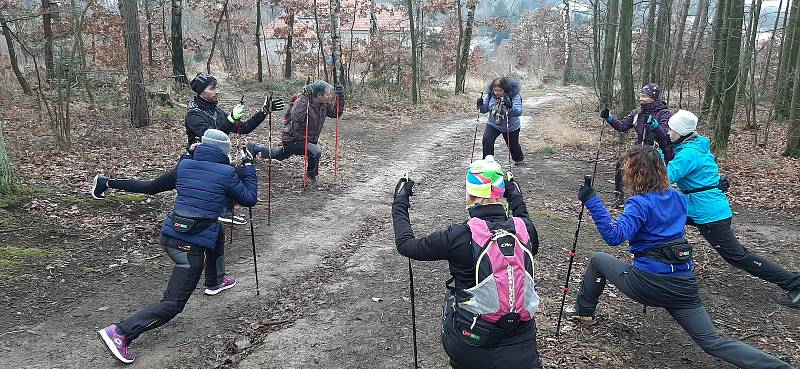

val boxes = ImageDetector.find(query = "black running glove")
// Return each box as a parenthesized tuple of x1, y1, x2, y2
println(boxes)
(263, 96, 286, 114)
(476, 96, 484, 110)
(504, 172, 521, 199)
(600, 108, 610, 120)
(394, 177, 414, 199)
(503, 97, 513, 109)
(577, 176, 595, 203)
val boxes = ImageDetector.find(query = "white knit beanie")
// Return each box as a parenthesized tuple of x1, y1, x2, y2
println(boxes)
(668, 110, 698, 136)
(201, 129, 232, 154)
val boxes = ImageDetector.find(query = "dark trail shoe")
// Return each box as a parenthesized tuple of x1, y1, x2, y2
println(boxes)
(612, 191, 625, 209)
(563, 305, 597, 325)
(245, 142, 258, 159)
(776, 289, 800, 309)
(91, 175, 109, 199)
(308, 176, 322, 189)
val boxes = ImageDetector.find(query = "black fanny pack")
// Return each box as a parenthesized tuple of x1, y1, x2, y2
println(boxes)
(170, 212, 215, 234)
(682, 176, 730, 194)
(634, 238, 693, 264)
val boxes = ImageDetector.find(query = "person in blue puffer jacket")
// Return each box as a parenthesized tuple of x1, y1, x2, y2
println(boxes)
(477, 77, 525, 166)
(97, 129, 258, 364)
(564, 145, 793, 369)
(666, 110, 800, 309)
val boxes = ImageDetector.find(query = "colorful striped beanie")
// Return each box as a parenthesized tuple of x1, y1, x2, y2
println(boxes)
(466, 155, 505, 199)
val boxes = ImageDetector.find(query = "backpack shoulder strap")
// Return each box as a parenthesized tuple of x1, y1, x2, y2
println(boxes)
(467, 218, 493, 249)
(511, 217, 530, 245)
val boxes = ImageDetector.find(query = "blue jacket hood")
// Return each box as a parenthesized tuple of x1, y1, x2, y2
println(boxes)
(485, 78, 521, 98)
(193, 143, 231, 165)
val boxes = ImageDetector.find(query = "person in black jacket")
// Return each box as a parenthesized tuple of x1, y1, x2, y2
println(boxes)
(392, 156, 543, 369)
(97, 129, 258, 364)
(90, 73, 283, 223)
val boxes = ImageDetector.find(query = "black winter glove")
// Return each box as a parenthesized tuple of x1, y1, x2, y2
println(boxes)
(504, 172, 520, 199)
(476, 96, 484, 110)
(239, 148, 254, 167)
(600, 108, 610, 120)
(394, 176, 414, 199)
(334, 84, 345, 95)
(262, 96, 286, 114)
(503, 97, 513, 110)
(577, 176, 595, 203)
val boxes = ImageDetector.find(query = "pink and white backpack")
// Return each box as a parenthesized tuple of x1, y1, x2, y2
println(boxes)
(460, 217, 539, 324)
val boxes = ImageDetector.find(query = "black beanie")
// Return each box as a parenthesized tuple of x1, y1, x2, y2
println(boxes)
(190, 73, 217, 94)
(641, 83, 661, 101)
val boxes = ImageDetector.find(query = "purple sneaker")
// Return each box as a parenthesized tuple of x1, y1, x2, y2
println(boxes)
(204, 277, 237, 296)
(97, 324, 135, 363)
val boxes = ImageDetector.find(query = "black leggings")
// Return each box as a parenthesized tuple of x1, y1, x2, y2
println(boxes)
(108, 167, 177, 195)
(690, 217, 800, 292)
(482, 125, 524, 163)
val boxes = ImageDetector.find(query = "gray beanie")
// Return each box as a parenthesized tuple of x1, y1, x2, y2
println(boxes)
(201, 129, 231, 154)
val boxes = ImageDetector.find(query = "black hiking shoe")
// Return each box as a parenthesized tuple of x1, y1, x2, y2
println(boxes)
(91, 175, 109, 199)
(612, 191, 625, 209)
(308, 176, 322, 189)
(776, 289, 800, 309)
(563, 305, 597, 325)
(513, 160, 526, 167)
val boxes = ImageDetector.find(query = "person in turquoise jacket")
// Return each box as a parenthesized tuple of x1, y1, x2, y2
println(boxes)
(666, 110, 800, 308)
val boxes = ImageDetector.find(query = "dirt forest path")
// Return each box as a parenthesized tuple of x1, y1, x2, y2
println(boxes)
(3, 86, 799, 369)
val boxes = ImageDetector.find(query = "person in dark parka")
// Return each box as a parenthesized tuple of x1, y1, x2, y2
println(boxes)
(90, 73, 282, 223)
(97, 129, 258, 364)
(600, 83, 672, 207)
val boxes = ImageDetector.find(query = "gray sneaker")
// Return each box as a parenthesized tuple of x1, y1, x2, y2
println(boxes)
(776, 289, 800, 309)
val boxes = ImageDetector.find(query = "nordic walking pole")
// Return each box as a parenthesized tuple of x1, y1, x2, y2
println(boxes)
(334, 92, 340, 180)
(267, 92, 274, 225)
(504, 96, 512, 169)
(556, 111, 606, 336)
(303, 98, 310, 188)
(398, 172, 419, 369)
(229, 94, 246, 245)
(248, 206, 260, 295)
(470, 92, 484, 163)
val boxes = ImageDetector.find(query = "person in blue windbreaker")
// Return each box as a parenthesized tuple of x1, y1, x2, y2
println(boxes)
(477, 77, 525, 166)
(564, 145, 794, 369)
(666, 110, 800, 308)
(97, 129, 258, 364)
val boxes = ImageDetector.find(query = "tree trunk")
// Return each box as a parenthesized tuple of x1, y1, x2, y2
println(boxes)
(41, 0, 54, 80)
(330, 0, 345, 86)
(651, 0, 671, 85)
(667, 0, 690, 94)
(256, 0, 263, 82)
(161, 0, 171, 61)
(776, 0, 800, 118)
(120, 0, 151, 128)
(562, 0, 572, 85)
(0, 123, 14, 194)
(406, 0, 419, 103)
(700, 0, 729, 120)
(144, 0, 154, 67)
(455, 0, 463, 81)
(0, 12, 32, 95)
(206, 0, 230, 74)
(786, 54, 800, 156)
(284, 8, 294, 79)
(740, 0, 762, 127)
(641, 0, 657, 85)
(313, 0, 329, 81)
(619, 0, 635, 111)
(600, 0, 620, 107)
(760, 0, 783, 94)
(171, 0, 188, 84)
(455, 0, 477, 94)
(712, 0, 744, 153)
